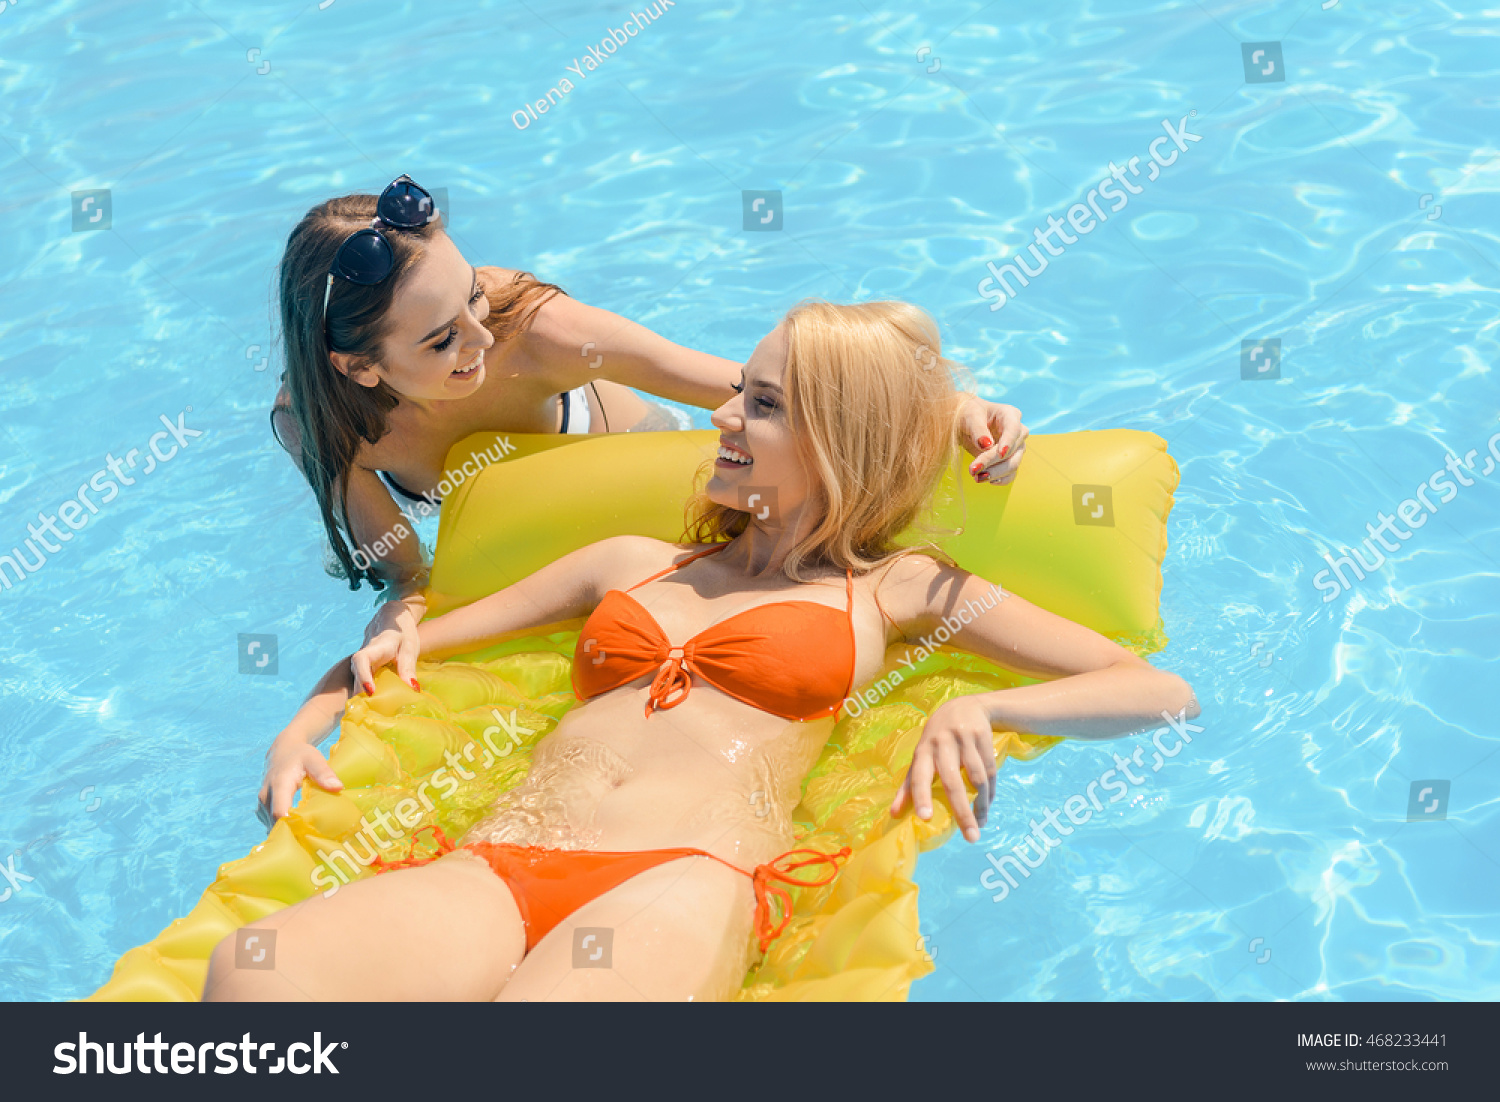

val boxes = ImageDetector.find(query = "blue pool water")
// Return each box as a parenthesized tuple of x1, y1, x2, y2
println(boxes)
(2, 0, 1496, 1001)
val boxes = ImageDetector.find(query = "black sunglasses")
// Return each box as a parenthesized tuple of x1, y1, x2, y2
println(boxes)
(322, 174, 438, 344)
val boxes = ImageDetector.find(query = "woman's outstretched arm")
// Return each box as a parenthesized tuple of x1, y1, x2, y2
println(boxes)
(523, 293, 1030, 483)
(350, 533, 621, 678)
(259, 536, 631, 822)
(881, 557, 1199, 842)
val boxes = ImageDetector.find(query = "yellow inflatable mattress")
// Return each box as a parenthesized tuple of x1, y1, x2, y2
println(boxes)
(88, 429, 1177, 1001)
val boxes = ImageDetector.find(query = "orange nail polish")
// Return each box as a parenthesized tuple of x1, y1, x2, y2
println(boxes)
(363, 681, 374, 696)
(410, 679, 421, 691)
(1000, 445, 1009, 458)
(979, 436, 993, 449)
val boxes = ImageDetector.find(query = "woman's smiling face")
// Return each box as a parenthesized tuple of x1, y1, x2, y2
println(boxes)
(707, 324, 815, 526)
(334, 231, 495, 401)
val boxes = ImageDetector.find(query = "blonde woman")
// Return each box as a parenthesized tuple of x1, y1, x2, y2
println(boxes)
(216, 300, 1195, 1002)
(270, 177, 1030, 738)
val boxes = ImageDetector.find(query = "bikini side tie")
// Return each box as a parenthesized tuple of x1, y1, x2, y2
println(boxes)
(747, 846, 853, 952)
(370, 823, 456, 873)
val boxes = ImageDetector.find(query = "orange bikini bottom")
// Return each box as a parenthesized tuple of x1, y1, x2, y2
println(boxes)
(374, 826, 850, 953)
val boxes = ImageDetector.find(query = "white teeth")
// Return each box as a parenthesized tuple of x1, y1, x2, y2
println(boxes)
(717, 445, 751, 465)
(454, 351, 482, 375)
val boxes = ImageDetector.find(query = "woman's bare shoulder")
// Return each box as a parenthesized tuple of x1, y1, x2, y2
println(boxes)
(271, 383, 387, 470)
(578, 536, 716, 589)
(591, 535, 716, 564)
(870, 550, 950, 588)
(863, 551, 968, 622)
(270, 386, 306, 469)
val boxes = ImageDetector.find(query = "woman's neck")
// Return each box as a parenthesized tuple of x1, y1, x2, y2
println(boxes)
(388, 390, 436, 418)
(721, 510, 825, 578)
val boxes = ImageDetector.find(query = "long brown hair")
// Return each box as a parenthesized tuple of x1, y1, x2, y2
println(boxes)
(275, 192, 561, 590)
(684, 300, 964, 580)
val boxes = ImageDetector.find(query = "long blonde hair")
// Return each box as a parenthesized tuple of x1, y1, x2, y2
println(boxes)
(685, 300, 964, 579)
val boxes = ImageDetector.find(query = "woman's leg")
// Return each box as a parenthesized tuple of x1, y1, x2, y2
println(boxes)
(204, 851, 526, 1001)
(497, 855, 756, 1002)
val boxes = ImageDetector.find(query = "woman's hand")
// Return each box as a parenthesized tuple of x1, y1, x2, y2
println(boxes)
(957, 396, 1028, 486)
(257, 739, 344, 826)
(890, 696, 998, 843)
(356, 598, 423, 694)
(350, 629, 407, 696)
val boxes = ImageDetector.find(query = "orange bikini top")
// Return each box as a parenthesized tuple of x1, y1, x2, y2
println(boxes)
(572, 545, 856, 721)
